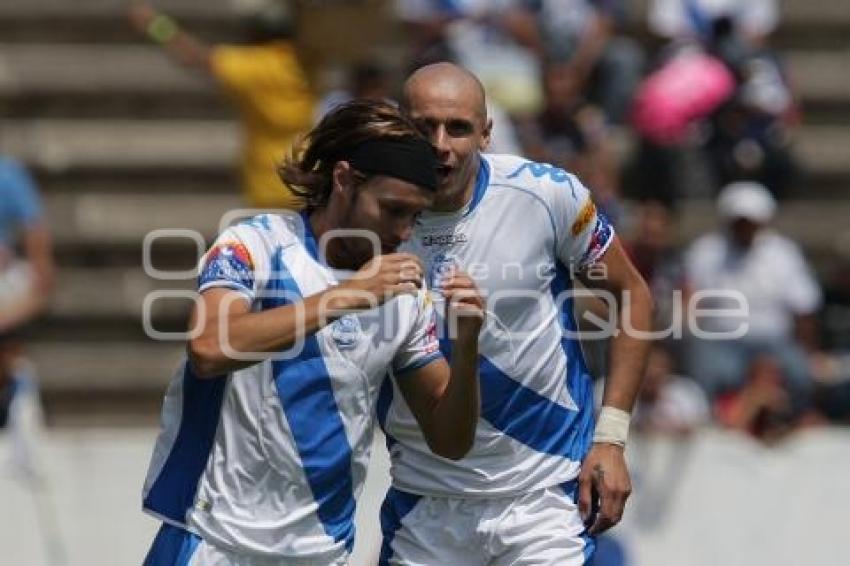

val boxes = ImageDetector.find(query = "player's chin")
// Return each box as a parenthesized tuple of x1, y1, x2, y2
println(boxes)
(436, 166, 454, 186)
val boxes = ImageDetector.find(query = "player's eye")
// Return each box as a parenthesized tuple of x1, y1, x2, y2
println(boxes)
(446, 120, 473, 137)
(383, 204, 406, 218)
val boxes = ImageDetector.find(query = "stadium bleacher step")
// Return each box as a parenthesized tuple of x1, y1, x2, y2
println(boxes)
(0, 0, 237, 20)
(43, 189, 242, 247)
(787, 51, 850, 108)
(0, 44, 212, 95)
(5, 119, 848, 198)
(0, 119, 239, 172)
(0, 44, 227, 119)
(48, 267, 195, 323)
(27, 340, 184, 391)
(0, 0, 243, 44)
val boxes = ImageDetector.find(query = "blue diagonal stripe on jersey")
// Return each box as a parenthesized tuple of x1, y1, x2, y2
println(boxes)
(464, 155, 490, 217)
(436, 263, 595, 461)
(265, 247, 357, 552)
(143, 362, 227, 525)
(143, 523, 202, 566)
(438, 339, 589, 462)
(551, 261, 596, 460)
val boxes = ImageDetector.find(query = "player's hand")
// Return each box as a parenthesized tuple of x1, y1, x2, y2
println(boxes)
(578, 442, 632, 535)
(442, 270, 485, 339)
(342, 253, 424, 306)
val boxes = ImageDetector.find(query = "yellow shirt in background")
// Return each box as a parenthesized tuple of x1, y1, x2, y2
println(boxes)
(211, 41, 314, 209)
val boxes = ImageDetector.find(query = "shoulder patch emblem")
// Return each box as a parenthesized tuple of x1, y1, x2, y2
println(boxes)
(571, 199, 596, 236)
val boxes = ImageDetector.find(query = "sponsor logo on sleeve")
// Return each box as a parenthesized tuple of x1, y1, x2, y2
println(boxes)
(571, 198, 597, 236)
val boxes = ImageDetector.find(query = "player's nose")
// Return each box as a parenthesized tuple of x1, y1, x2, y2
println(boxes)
(431, 125, 451, 156)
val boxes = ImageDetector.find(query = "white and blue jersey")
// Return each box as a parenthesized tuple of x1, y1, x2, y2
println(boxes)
(142, 213, 441, 562)
(383, 153, 614, 498)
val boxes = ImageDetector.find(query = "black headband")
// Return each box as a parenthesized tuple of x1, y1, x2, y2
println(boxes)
(346, 137, 438, 192)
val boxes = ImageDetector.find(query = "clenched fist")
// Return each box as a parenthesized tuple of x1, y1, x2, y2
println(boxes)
(342, 253, 424, 306)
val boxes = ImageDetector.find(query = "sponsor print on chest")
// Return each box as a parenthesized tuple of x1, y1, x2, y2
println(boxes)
(420, 230, 550, 295)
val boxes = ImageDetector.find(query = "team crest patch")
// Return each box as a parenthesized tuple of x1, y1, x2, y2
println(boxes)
(571, 198, 597, 236)
(429, 252, 459, 290)
(199, 241, 255, 290)
(331, 314, 362, 350)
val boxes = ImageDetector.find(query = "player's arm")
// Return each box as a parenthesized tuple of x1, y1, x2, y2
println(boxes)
(189, 253, 425, 377)
(19, 221, 54, 320)
(576, 236, 653, 534)
(395, 271, 484, 460)
(129, 2, 213, 72)
(0, 223, 54, 334)
(579, 236, 652, 418)
(0, 158, 54, 332)
(22, 222, 54, 301)
(551, 171, 652, 535)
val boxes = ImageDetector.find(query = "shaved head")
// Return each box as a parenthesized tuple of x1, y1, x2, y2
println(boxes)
(400, 63, 492, 212)
(403, 63, 487, 123)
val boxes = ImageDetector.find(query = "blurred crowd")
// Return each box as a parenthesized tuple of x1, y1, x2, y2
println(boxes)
(4, 0, 849, 446)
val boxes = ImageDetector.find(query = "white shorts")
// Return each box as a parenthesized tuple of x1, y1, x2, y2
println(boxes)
(143, 523, 347, 566)
(379, 480, 595, 565)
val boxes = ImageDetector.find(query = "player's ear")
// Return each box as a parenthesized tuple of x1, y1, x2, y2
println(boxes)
(480, 118, 492, 151)
(332, 161, 355, 200)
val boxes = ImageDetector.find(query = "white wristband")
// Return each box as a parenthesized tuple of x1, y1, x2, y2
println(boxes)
(593, 406, 631, 447)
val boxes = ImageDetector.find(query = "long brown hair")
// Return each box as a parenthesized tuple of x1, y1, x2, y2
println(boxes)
(280, 99, 427, 209)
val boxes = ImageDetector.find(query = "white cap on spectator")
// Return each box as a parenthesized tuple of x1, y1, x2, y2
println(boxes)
(717, 181, 776, 223)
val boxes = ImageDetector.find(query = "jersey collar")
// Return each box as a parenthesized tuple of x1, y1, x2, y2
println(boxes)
(420, 154, 490, 223)
(463, 154, 490, 218)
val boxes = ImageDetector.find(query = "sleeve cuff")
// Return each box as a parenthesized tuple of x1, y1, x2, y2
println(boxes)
(578, 223, 615, 270)
(198, 281, 254, 302)
(393, 351, 443, 378)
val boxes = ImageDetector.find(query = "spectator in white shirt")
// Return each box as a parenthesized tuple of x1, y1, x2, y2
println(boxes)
(685, 181, 821, 412)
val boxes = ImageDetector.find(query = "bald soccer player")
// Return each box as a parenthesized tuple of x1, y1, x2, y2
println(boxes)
(376, 63, 653, 565)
